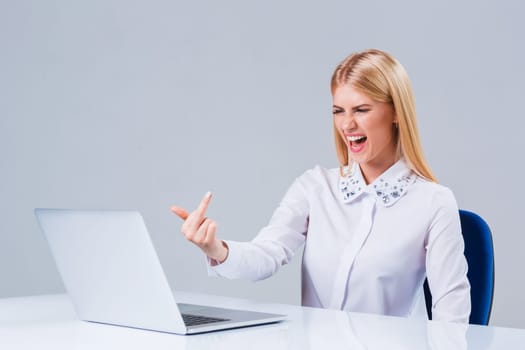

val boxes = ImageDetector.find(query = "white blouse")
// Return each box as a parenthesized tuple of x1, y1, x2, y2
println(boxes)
(208, 159, 471, 323)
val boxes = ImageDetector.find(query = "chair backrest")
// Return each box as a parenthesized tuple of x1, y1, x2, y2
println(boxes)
(424, 209, 495, 325)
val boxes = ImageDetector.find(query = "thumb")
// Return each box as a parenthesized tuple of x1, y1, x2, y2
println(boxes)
(170, 205, 189, 220)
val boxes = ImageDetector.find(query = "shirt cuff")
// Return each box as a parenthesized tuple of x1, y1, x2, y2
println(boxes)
(206, 240, 242, 278)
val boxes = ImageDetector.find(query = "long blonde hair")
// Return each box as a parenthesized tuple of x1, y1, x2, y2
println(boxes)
(331, 49, 437, 182)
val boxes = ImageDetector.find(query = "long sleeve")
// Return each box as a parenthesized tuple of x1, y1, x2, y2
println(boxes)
(425, 187, 471, 323)
(207, 172, 310, 281)
(203, 160, 472, 320)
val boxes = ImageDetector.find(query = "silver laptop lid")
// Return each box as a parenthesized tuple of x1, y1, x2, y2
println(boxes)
(35, 209, 187, 334)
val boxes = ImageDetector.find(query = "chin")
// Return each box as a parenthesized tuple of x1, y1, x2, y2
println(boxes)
(350, 155, 368, 164)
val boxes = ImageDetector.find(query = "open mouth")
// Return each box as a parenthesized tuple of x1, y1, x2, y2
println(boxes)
(346, 135, 367, 152)
(348, 135, 367, 144)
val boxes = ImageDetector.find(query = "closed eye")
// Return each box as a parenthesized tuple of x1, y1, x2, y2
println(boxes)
(352, 104, 372, 114)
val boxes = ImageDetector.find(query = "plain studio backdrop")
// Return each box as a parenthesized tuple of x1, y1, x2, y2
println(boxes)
(1, 0, 523, 328)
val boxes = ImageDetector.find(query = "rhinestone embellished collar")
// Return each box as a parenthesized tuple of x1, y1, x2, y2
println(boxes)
(339, 159, 416, 207)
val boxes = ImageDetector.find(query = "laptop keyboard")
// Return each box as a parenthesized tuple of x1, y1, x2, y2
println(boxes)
(181, 313, 231, 326)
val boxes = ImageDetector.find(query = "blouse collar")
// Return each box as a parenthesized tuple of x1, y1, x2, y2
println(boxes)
(339, 159, 416, 207)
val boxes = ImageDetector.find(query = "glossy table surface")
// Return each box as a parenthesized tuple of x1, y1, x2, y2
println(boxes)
(1, 292, 524, 349)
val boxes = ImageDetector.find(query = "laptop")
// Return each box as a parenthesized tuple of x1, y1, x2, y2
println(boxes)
(34, 208, 285, 335)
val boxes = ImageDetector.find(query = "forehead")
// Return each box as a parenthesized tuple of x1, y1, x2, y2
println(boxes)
(332, 84, 374, 106)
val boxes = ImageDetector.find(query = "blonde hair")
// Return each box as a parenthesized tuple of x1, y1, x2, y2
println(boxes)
(331, 49, 437, 182)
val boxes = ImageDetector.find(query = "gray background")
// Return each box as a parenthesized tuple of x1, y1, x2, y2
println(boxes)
(1, 0, 523, 328)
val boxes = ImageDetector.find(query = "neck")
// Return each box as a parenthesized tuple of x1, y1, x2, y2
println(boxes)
(360, 156, 400, 184)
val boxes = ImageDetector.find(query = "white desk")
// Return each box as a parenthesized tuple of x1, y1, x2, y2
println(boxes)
(1, 292, 524, 349)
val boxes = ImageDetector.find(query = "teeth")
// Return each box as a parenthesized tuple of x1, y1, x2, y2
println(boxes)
(347, 135, 366, 142)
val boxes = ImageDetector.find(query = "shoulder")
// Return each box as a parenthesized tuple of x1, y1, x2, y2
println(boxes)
(285, 165, 340, 198)
(279, 165, 339, 205)
(411, 177, 459, 210)
(295, 165, 339, 187)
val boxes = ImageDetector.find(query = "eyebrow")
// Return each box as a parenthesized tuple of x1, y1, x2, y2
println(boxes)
(332, 103, 372, 111)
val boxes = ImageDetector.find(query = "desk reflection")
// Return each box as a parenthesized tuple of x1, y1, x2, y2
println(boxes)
(183, 322, 289, 350)
(1, 294, 515, 350)
(299, 307, 471, 350)
(184, 307, 489, 350)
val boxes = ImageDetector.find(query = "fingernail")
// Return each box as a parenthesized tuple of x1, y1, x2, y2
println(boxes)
(205, 191, 212, 197)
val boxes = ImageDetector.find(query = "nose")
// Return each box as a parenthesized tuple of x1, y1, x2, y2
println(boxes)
(340, 113, 357, 130)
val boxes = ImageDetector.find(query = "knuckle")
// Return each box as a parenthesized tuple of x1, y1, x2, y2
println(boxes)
(203, 238, 213, 247)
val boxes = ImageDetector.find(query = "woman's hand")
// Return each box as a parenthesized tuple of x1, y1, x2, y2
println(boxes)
(171, 192, 229, 263)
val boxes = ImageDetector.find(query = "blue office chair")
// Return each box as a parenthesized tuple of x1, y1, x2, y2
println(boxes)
(424, 209, 495, 325)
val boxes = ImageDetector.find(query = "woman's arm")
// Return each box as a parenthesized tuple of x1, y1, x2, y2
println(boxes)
(425, 187, 471, 323)
(207, 173, 310, 281)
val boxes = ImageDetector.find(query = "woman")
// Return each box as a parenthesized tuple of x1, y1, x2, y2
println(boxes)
(171, 49, 471, 323)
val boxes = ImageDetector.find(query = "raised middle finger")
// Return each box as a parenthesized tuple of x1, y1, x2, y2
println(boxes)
(184, 192, 212, 231)
(196, 191, 212, 219)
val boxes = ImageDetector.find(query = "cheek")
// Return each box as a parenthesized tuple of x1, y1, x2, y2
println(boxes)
(334, 119, 345, 137)
(338, 130, 347, 143)
(365, 123, 394, 146)
(334, 117, 342, 130)
(371, 116, 394, 135)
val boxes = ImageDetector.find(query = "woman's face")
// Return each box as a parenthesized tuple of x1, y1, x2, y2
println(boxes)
(333, 84, 398, 178)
